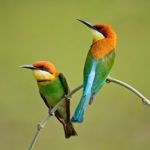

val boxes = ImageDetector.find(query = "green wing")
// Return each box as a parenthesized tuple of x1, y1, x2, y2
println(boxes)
(40, 93, 50, 108)
(58, 73, 71, 122)
(92, 50, 115, 93)
(58, 73, 70, 94)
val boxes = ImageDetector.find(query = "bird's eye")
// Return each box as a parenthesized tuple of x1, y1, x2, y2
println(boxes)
(95, 26, 106, 37)
(38, 66, 53, 74)
(38, 66, 48, 71)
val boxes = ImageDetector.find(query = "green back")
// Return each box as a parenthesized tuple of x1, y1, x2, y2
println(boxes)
(84, 49, 115, 94)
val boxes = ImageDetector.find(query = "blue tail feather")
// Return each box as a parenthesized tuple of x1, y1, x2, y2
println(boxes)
(71, 94, 91, 123)
(71, 60, 97, 123)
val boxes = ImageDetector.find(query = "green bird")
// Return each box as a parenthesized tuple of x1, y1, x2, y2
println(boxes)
(21, 61, 77, 138)
(71, 19, 117, 123)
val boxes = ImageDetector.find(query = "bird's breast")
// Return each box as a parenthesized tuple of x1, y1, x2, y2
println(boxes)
(91, 37, 116, 59)
(38, 79, 64, 107)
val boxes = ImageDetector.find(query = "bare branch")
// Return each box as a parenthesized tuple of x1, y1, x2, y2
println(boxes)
(28, 85, 83, 150)
(28, 77, 150, 150)
(106, 76, 150, 106)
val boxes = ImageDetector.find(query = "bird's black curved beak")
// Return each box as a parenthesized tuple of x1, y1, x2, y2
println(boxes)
(77, 19, 104, 41)
(19, 64, 37, 70)
(77, 19, 98, 31)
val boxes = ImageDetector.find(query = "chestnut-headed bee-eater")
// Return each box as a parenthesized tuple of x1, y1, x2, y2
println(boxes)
(71, 19, 116, 123)
(21, 61, 77, 138)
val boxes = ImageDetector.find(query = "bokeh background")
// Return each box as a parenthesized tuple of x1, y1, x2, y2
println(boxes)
(0, 0, 150, 149)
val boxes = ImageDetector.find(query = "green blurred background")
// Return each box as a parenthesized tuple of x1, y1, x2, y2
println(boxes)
(0, 0, 150, 149)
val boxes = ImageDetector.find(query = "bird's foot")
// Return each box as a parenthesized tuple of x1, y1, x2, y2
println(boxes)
(89, 93, 96, 105)
(64, 95, 71, 101)
(48, 107, 54, 116)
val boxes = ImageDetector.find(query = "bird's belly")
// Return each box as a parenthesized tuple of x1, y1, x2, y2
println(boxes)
(39, 81, 65, 107)
(44, 92, 64, 107)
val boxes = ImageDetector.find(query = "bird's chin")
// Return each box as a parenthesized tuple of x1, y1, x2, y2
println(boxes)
(36, 79, 51, 83)
(91, 29, 104, 42)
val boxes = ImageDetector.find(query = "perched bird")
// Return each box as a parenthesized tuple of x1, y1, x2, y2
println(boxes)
(21, 61, 77, 138)
(71, 19, 116, 123)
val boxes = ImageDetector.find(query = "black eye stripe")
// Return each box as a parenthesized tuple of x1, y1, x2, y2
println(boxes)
(94, 27, 107, 38)
(38, 66, 47, 71)
(37, 66, 53, 74)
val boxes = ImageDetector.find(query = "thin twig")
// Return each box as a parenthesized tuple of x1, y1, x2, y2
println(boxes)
(106, 76, 150, 106)
(28, 114, 50, 150)
(28, 76, 150, 150)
